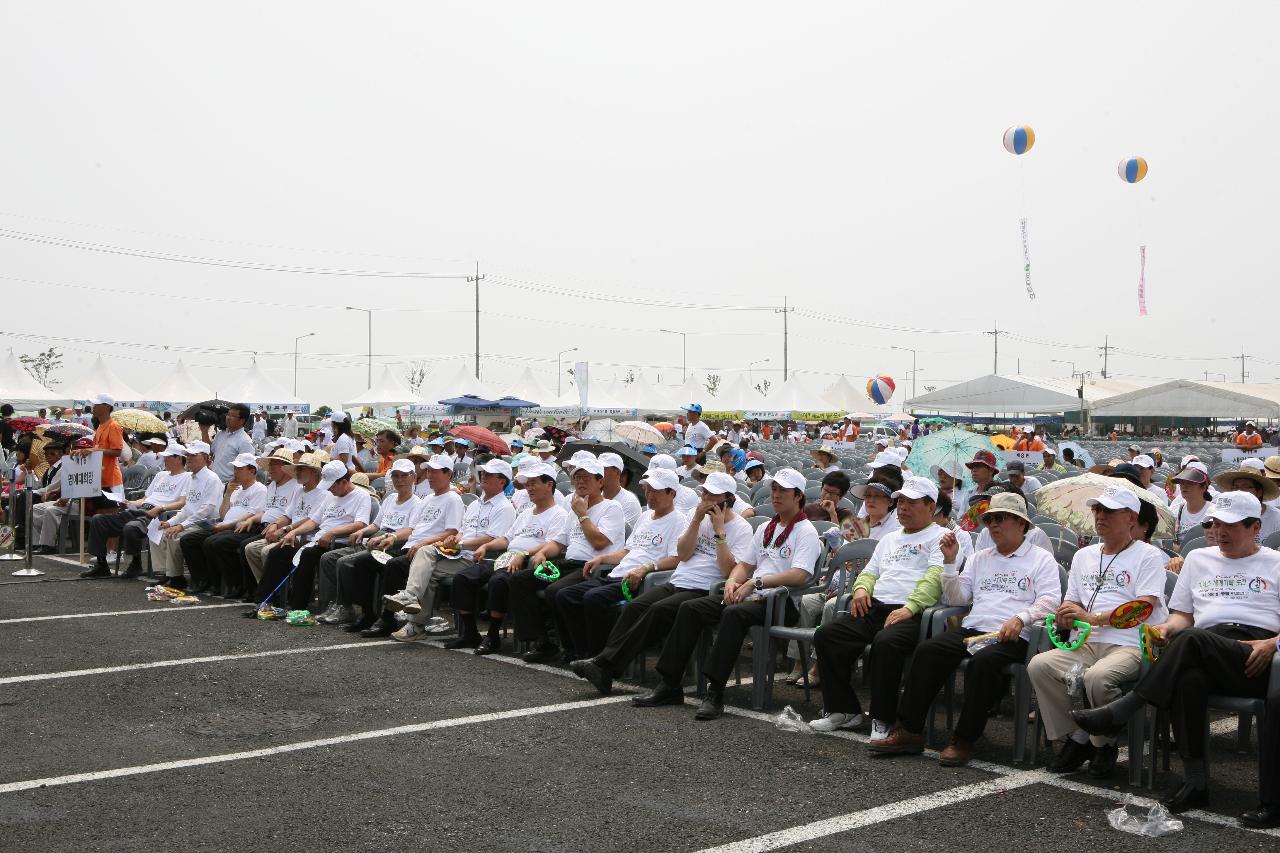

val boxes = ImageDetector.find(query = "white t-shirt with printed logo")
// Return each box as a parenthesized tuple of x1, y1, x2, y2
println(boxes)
(309, 488, 373, 537)
(262, 479, 301, 525)
(459, 493, 516, 547)
(670, 513, 754, 591)
(507, 504, 572, 553)
(609, 488, 644, 527)
(685, 420, 713, 450)
(406, 490, 465, 547)
(1169, 546, 1280, 633)
(141, 470, 190, 506)
(564, 498, 627, 562)
(373, 492, 421, 532)
(748, 518, 821, 586)
(1066, 541, 1168, 647)
(222, 481, 268, 526)
(945, 539, 1062, 640)
(287, 485, 327, 528)
(608, 509, 688, 579)
(1168, 497, 1211, 538)
(861, 524, 947, 606)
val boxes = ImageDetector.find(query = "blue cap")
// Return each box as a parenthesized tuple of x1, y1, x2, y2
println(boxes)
(427, 437, 445, 447)
(743, 459, 764, 472)
(641, 443, 658, 453)
(678, 444, 697, 456)
(454, 437, 471, 447)
(684, 403, 703, 414)
(511, 439, 524, 448)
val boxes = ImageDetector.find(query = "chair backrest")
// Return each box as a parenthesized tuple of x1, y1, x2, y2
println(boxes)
(1179, 524, 1205, 546)
(1182, 537, 1208, 556)
(1164, 569, 1178, 601)
(752, 503, 777, 519)
(827, 537, 880, 589)
(747, 515, 771, 530)
(461, 492, 478, 505)
(803, 485, 823, 500)
(1263, 530, 1280, 551)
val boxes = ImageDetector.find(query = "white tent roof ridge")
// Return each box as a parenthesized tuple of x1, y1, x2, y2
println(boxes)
(1090, 379, 1280, 418)
(343, 364, 424, 408)
(141, 357, 216, 406)
(58, 353, 146, 404)
(0, 348, 69, 407)
(905, 373, 1144, 414)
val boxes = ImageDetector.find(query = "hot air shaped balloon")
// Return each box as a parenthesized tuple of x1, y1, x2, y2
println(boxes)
(1118, 157, 1148, 183)
(867, 375, 896, 406)
(1002, 125, 1035, 155)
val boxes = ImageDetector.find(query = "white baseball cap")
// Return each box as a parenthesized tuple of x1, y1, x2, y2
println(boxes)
(319, 460, 349, 491)
(390, 458, 416, 475)
(892, 446, 910, 462)
(701, 472, 738, 495)
(1132, 454, 1155, 469)
(330, 410, 350, 423)
(186, 440, 211, 456)
(425, 454, 454, 471)
(771, 467, 807, 491)
(572, 457, 605, 477)
(648, 454, 677, 472)
(523, 461, 558, 480)
(598, 452, 625, 471)
(285, 439, 304, 453)
(640, 468, 679, 490)
(867, 451, 899, 469)
(478, 458, 513, 480)
(232, 452, 258, 469)
(1086, 485, 1141, 514)
(874, 437, 890, 448)
(161, 443, 188, 458)
(892, 476, 939, 502)
(1042, 446, 1058, 456)
(1207, 490, 1262, 524)
(90, 393, 115, 406)
(1240, 458, 1267, 474)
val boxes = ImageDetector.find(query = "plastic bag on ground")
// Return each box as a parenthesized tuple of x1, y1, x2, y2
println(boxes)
(774, 706, 814, 735)
(1106, 794, 1184, 837)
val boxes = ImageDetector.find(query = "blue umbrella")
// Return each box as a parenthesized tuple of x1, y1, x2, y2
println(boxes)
(905, 428, 999, 485)
(439, 395, 497, 407)
(493, 396, 538, 409)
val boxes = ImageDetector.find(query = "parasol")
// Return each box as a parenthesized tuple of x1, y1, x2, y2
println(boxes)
(583, 418, 620, 441)
(1033, 472, 1177, 539)
(7, 416, 49, 433)
(112, 409, 167, 433)
(653, 422, 675, 433)
(905, 428, 999, 485)
(613, 420, 664, 447)
(989, 434, 1016, 450)
(1056, 441, 1095, 469)
(448, 424, 510, 455)
(42, 422, 92, 438)
(522, 427, 546, 440)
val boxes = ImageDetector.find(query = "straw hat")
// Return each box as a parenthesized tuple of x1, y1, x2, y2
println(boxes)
(257, 448, 294, 467)
(811, 446, 839, 462)
(349, 472, 375, 495)
(1264, 456, 1280, 481)
(291, 452, 325, 472)
(1213, 468, 1280, 502)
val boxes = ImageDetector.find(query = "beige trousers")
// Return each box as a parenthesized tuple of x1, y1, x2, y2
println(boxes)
(1027, 643, 1141, 747)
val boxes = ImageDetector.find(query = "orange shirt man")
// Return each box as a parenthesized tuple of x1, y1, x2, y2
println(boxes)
(76, 394, 125, 490)
(1236, 425, 1263, 448)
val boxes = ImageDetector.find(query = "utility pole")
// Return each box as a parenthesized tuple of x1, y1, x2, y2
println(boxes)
(468, 262, 485, 380)
(984, 325, 1005, 374)
(344, 307, 373, 388)
(1236, 349, 1250, 384)
(775, 297, 794, 381)
(1098, 335, 1111, 379)
(890, 346, 918, 400)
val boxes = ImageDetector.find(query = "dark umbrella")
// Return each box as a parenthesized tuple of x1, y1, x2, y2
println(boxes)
(8, 416, 49, 433)
(179, 399, 233, 429)
(43, 422, 93, 438)
(556, 440, 650, 499)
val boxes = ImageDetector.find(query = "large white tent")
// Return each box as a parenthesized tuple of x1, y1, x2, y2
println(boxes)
(343, 364, 423, 409)
(823, 375, 868, 412)
(1090, 380, 1280, 419)
(140, 358, 216, 407)
(707, 372, 764, 412)
(904, 374, 1141, 415)
(753, 372, 837, 417)
(421, 360, 501, 404)
(500, 365, 558, 408)
(58, 354, 146, 405)
(215, 363, 309, 413)
(0, 349, 69, 408)
(625, 373, 679, 414)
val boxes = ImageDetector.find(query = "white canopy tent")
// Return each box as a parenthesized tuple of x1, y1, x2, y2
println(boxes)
(500, 365, 557, 408)
(904, 374, 1141, 415)
(343, 364, 423, 409)
(0, 349, 69, 408)
(823, 375, 868, 412)
(421, 360, 501, 404)
(625, 373, 679, 414)
(215, 363, 309, 413)
(707, 372, 764, 412)
(1090, 380, 1280, 420)
(58, 354, 146, 406)
(141, 358, 216, 407)
(753, 373, 838, 417)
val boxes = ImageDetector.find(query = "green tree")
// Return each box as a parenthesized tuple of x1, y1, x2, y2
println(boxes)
(622, 369, 636, 386)
(406, 360, 428, 395)
(754, 378, 772, 397)
(704, 374, 721, 398)
(20, 347, 63, 388)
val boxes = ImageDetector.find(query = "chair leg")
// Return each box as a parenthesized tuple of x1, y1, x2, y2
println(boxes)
(1011, 668, 1030, 764)
(750, 626, 770, 711)
(1126, 709, 1145, 786)
(1237, 713, 1252, 751)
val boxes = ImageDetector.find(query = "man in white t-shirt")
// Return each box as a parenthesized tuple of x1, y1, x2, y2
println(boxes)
(206, 448, 300, 598)
(557, 468, 687, 667)
(599, 452, 643, 528)
(509, 457, 626, 663)
(633, 469, 819, 720)
(676, 445, 699, 479)
(582, 470, 754, 695)
(1074, 491, 1280, 824)
(813, 476, 946, 741)
(1004, 460, 1041, 495)
(151, 440, 223, 588)
(682, 403, 713, 452)
(1027, 485, 1167, 779)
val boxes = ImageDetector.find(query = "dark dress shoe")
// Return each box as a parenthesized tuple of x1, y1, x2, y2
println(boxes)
(1160, 782, 1208, 814)
(444, 634, 481, 650)
(1087, 743, 1118, 778)
(190, 581, 211, 594)
(473, 637, 502, 655)
(344, 619, 375, 633)
(1240, 804, 1280, 828)
(1071, 705, 1125, 739)
(80, 566, 112, 579)
(1047, 738, 1095, 774)
(694, 691, 724, 721)
(578, 659, 613, 696)
(632, 683, 685, 707)
(360, 617, 396, 638)
(165, 575, 188, 590)
(520, 642, 560, 664)
(121, 561, 143, 579)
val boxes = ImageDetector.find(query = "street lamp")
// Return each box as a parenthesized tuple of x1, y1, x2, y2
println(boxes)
(557, 347, 578, 397)
(748, 358, 770, 388)
(1051, 359, 1075, 375)
(659, 329, 687, 383)
(890, 346, 918, 401)
(345, 307, 372, 388)
(293, 332, 316, 396)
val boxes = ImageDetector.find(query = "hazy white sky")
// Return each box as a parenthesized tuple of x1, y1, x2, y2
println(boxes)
(3, 2, 1278, 406)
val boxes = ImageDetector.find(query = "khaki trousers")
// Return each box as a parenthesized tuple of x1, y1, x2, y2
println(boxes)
(243, 538, 277, 581)
(402, 548, 474, 626)
(1027, 643, 1141, 746)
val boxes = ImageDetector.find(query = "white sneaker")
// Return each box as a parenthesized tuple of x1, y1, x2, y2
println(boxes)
(326, 605, 357, 626)
(869, 719, 891, 742)
(382, 590, 418, 613)
(315, 604, 342, 624)
(423, 616, 452, 634)
(391, 623, 429, 643)
(811, 712, 864, 733)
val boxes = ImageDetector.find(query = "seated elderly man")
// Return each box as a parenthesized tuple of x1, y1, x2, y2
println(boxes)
(599, 452, 642, 528)
(21, 440, 67, 555)
(447, 461, 569, 654)
(1212, 466, 1280, 542)
(571, 469, 754, 696)
(1027, 485, 1167, 779)
(869, 493, 1061, 764)
(631, 468, 819, 720)
(241, 452, 330, 597)
(207, 448, 300, 598)
(811, 476, 946, 739)
(152, 441, 223, 589)
(1074, 491, 1280, 826)
(83, 443, 190, 577)
(180, 453, 268, 595)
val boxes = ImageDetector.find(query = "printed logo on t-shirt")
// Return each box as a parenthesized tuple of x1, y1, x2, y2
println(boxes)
(764, 542, 794, 562)
(420, 506, 442, 524)
(518, 524, 547, 540)
(1196, 572, 1255, 600)
(978, 571, 1031, 595)
(1250, 576, 1270, 593)
(630, 529, 666, 549)
(1114, 570, 1132, 588)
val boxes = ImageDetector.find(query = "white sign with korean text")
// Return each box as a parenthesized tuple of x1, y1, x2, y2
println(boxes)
(60, 452, 102, 499)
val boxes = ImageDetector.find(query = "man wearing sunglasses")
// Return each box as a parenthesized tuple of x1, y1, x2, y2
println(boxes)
(1074, 491, 1280, 827)
(1027, 485, 1167, 779)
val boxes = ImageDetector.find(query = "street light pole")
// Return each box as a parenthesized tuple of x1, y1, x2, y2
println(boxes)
(557, 347, 578, 397)
(293, 332, 316, 396)
(345, 307, 373, 387)
(659, 329, 687, 383)
(890, 346, 918, 400)
(1052, 359, 1076, 376)
(748, 358, 770, 388)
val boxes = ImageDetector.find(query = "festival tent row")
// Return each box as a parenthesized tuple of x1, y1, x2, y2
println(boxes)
(1089, 380, 1280, 420)
(904, 374, 1143, 415)
(0, 349, 69, 408)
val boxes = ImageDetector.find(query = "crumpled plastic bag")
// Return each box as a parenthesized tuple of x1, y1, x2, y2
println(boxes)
(1064, 661, 1087, 704)
(774, 705, 814, 735)
(1106, 794, 1184, 837)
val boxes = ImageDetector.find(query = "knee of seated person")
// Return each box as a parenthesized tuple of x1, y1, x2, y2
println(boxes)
(1082, 661, 1127, 691)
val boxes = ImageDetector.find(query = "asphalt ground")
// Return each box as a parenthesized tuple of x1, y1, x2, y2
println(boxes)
(2, 553, 1278, 852)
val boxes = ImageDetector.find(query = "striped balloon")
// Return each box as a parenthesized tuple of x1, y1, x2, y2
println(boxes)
(1118, 157, 1148, 183)
(866, 375, 896, 405)
(1002, 125, 1035, 155)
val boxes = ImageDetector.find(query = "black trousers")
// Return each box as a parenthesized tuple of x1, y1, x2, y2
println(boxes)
(235, 534, 265, 590)
(654, 594, 772, 691)
(340, 546, 406, 611)
(553, 575, 623, 661)
(1263, 693, 1280, 806)
(450, 561, 514, 615)
(595, 583, 706, 676)
(252, 542, 331, 609)
(87, 508, 148, 559)
(508, 560, 586, 643)
(896, 627, 1028, 742)
(812, 601, 922, 722)
(204, 526, 261, 592)
(179, 527, 219, 585)
(1134, 625, 1273, 763)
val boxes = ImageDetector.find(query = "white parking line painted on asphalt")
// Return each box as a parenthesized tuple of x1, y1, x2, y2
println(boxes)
(0, 693, 632, 795)
(0, 604, 244, 624)
(696, 770, 1045, 853)
(0, 640, 396, 685)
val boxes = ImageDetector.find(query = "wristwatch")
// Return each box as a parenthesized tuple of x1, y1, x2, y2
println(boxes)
(753, 577, 765, 591)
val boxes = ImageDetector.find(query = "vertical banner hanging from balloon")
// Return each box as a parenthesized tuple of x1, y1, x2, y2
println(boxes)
(1137, 245, 1148, 316)
(1003, 125, 1036, 301)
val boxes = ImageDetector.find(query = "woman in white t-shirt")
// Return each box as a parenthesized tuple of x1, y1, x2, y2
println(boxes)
(328, 412, 360, 473)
